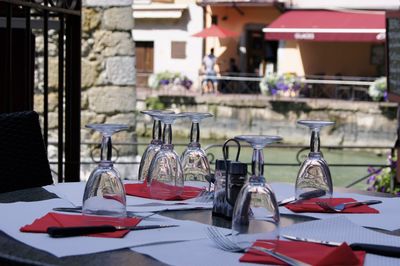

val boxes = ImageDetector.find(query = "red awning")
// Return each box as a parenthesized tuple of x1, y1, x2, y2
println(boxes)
(263, 10, 386, 42)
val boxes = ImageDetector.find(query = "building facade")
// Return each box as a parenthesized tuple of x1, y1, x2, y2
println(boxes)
(198, 0, 399, 80)
(132, 0, 203, 88)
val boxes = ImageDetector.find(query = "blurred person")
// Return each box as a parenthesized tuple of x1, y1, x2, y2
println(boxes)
(201, 48, 219, 94)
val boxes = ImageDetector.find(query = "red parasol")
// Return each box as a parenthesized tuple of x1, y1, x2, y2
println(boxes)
(192, 24, 239, 38)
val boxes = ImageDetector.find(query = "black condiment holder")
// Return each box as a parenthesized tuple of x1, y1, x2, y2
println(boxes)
(212, 138, 247, 220)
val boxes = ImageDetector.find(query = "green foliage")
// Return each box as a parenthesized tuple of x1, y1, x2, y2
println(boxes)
(368, 77, 387, 101)
(145, 97, 165, 110)
(366, 154, 400, 196)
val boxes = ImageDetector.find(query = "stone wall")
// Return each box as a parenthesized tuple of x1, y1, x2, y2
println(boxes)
(137, 94, 398, 147)
(34, 1, 137, 180)
(80, 0, 137, 179)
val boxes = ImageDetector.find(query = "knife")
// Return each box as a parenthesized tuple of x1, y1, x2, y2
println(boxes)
(47, 224, 179, 238)
(52, 208, 142, 217)
(282, 235, 400, 258)
(278, 190, 327, 206)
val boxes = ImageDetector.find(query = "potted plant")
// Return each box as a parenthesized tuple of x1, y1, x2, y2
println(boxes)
(148, 71, 193, 91)
(259, 72, 303, 98)
(368, 77, 387, 101)
(366, 153, 400, 196)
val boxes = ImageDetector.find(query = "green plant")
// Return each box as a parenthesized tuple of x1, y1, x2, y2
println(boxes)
(368, 77, 387, 101)
(145, 96, 165, 110)
(259, 73, 303, 97)
(148, 71, 193, 90)
(366, 153, 400, 196)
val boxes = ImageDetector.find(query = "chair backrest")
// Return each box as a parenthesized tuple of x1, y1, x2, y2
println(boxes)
(0, 111, 53, 193)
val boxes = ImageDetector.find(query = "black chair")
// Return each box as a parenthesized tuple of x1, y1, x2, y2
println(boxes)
(0, 111, 53, 193)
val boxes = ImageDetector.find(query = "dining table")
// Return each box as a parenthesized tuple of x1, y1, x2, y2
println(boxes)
(0, 183, 399, 266)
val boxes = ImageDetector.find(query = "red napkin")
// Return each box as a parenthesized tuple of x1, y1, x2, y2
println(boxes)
(20, 212, 141, 238)
(285, 198, 379, 214)
(240, 240, 365, 266)
(124, 180, 204, 200)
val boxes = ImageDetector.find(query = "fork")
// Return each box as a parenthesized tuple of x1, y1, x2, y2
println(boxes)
(206, 226, 310, 266)
(316, 200, 382, 212)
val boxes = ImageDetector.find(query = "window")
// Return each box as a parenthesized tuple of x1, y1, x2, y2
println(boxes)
(171, 41, 186, 59)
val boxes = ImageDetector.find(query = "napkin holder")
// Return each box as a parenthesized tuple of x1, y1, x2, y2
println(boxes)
(212, 139, 247, 220)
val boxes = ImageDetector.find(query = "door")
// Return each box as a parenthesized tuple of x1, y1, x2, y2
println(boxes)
(245, 29, 278, 76)
(135, 41, 154, 87)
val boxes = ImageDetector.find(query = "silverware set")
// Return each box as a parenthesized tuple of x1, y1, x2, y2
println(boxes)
(315, 200, 382, 212)
(282, 235, 400, 258)
(206, 226, 310, 266)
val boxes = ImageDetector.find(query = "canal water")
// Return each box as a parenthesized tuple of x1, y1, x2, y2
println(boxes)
(138, 137, 389, 190)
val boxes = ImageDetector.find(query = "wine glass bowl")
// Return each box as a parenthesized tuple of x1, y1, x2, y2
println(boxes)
(180, 112, 213, 182)
(295, 120, 335, 200)
(138, 110, 174, 182)
(231, 135, 281, 243)
(147, 113, 187, 199)
(82, 124, 128, 218)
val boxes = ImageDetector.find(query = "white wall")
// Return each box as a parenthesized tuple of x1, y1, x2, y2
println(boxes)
(276, 41, 304, 75)
(132, 3, 203, 84)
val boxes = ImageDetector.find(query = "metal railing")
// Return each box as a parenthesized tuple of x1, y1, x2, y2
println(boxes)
(211, 73, 376, 100)
(49, 141, 393, 189)
(1, 0, 82, 182)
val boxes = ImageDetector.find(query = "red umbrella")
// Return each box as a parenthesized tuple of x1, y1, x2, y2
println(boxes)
(192, 24, 239, 38)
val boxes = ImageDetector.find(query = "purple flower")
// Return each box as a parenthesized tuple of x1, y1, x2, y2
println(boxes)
(159, 79, 170, 85)
(367, 174, 376, 184)
(270, 88, 278, 95)
(276, 81, 288, 91)
(181, 79, 193, 90)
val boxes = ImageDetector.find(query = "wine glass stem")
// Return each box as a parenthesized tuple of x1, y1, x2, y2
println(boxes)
(310, 129, 320, 153)
(163, 123, 172, 145)
(190, 122, 200, 143)
(252, 148, 264, 177)
(152, 120, 162, 141)
(101, 135, 112, 161)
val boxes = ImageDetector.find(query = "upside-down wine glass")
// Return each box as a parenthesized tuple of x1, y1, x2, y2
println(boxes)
(147, 112, 187, 199)
(180, 112, 213, 182)
(82, 124, 128, 217)
(232, 135, 282, 246)
(138, 110, 173, 182)
(295, 120, 335, 200)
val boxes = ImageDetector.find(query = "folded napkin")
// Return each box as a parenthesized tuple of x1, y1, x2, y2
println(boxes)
(240, 240, 365, 266)
(285, 198, 379, 214)
(20, 212, 141, 238)
(125, 181, 203, 200)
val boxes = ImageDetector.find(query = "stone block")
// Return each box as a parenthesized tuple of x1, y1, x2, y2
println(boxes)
(48, 58, 59, 89)
(48, 112, 59, 129)
(106, 113, 136, 128)
(48, 92, 58, 112)
(83, 0, 132, 7)
(81, 110, 106, 127)
(82, 59, 100, 88)
(94, 31, 134, 56)
(105, 57, 135, 85)
(103, 7, 134, 31)
(82, 8, 101, 32)
(87, 86, 135, 113)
